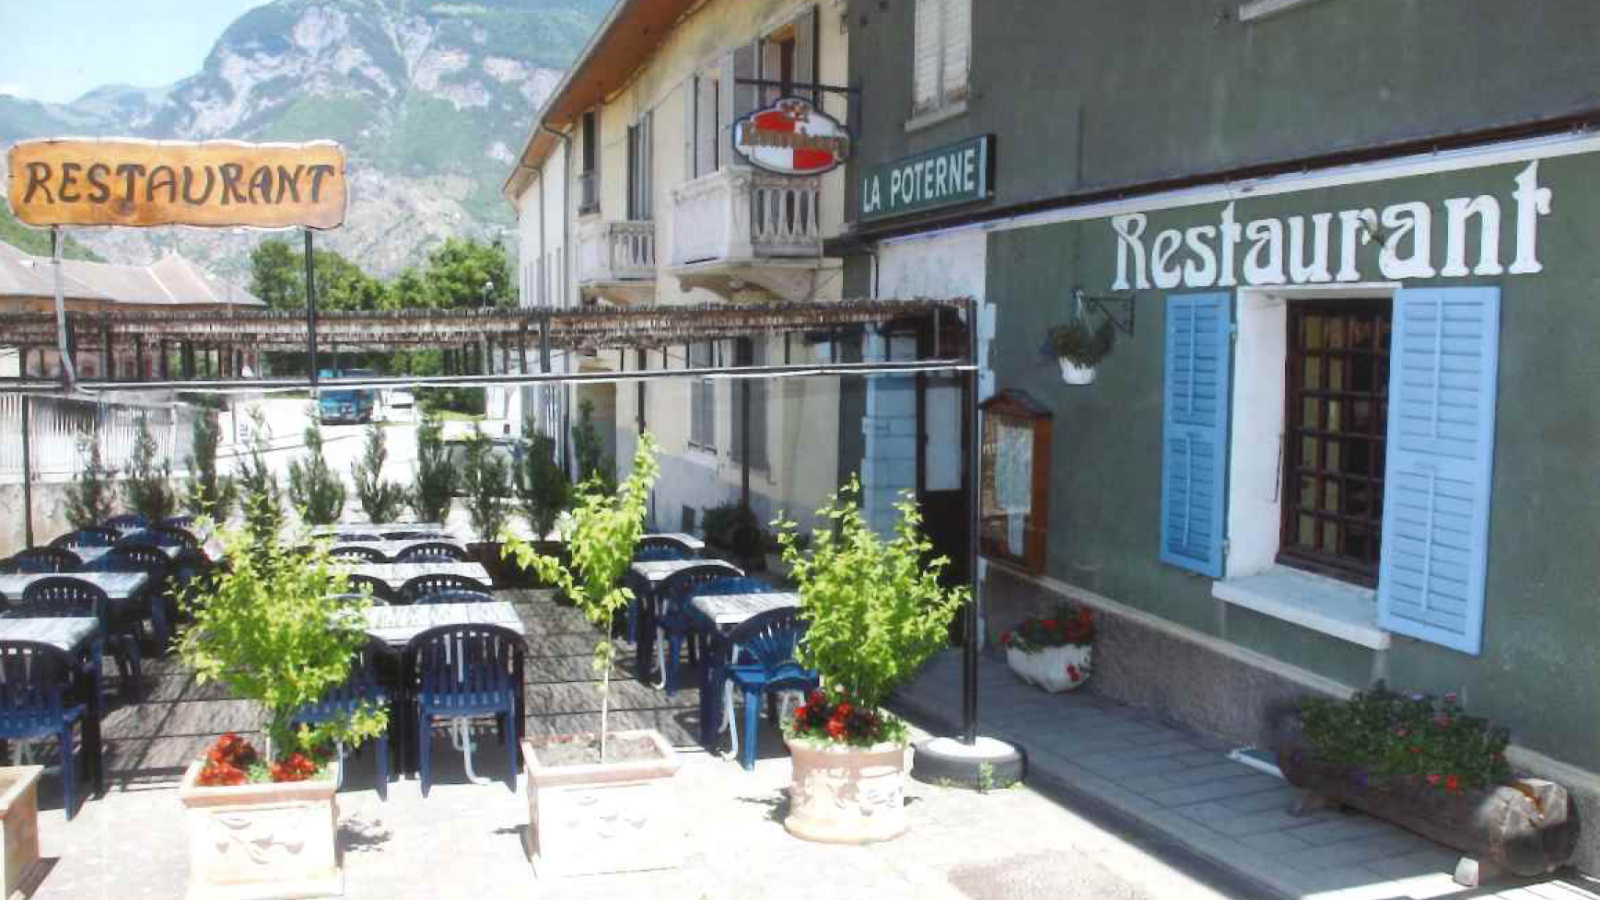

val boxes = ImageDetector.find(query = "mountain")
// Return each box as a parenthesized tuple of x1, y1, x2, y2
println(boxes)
(0, 0, 608, 281)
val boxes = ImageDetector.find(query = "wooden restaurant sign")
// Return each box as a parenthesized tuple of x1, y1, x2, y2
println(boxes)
(5, 138, 347, 229)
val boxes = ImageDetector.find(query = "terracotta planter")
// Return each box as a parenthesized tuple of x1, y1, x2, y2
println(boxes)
(784, 736, 909, 844)
(1058, 358, 1097, 384)
(522, 730, 682, 878)
(1006, 644, 1092, 692)
(177, 761, 341, 900)
(0, 766, 41, 898)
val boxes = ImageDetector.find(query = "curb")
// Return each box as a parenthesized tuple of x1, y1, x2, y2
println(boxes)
(890, 687, 1291, 900)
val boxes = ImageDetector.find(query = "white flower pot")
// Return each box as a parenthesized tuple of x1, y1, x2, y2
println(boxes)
(178, 760, 341, 900)
(0, 766, 41, 899)
(522, 730, 683, 878)
(1058, 358, 1097, 384)
(784, 736, 909, 844)
(1006, 644, 1093, 693)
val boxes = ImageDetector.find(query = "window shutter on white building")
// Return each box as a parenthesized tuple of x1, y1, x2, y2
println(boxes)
(913, 0, 941, 112)
(794, 6, 818, 103)
(726, 44, 758, 165)
(942, 0, 970, 101)
(1377, 286, 1501, 655)
(683, 76, 697, 181)
(696, 75, 718, 177)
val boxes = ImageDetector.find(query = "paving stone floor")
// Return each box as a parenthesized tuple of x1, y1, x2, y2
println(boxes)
(894, 651, 1600, 900)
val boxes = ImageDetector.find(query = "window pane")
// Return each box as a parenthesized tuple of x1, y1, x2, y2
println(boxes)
(1298, 514, 1316, 547)
(1326, 317, 1346, 349)
(1322, 479, 1341, 512)
(1326, 399, 1342, 433)
(1302, 357, 1321, 390)
(1328, 357, 1345, 391)
(1305, 316, 1323, 349)
(1324, 439, 1341, 470)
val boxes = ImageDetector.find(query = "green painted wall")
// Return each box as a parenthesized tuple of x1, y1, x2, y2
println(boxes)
(846, 0, 1600, 230)
(984, 150, 1600, 769)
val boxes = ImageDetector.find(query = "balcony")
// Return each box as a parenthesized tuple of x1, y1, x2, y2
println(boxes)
(668, 166, 825, 302)
(576, 220, 656, 305)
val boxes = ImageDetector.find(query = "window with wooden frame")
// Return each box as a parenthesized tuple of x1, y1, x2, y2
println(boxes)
(1278, 299, 1392, 586)
(978, 389, 1051, 573)
(913, 0, 971, 116)
(688, 341, 716, 451)
(626, 111, 652, 221)
(579, 110, 599, 213)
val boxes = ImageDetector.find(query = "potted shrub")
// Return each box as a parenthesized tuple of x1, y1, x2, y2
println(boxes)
(512, 432, 571, 587)
(287, 414, 346, 526)
(1047, 316, 1115, 385)
(1000, 605, 1094, 692)
(411, 411, 456, 524)
(1276, 686, 1576, 881)
(185, 411, 237, 523)
(772, 478, 968, 844)
(502, 434, 683, 878)
(350, 423, 408, 525)
(123, 413, 178, 522)
(176, 527, 387, 900)
(461, 430, 513, 584)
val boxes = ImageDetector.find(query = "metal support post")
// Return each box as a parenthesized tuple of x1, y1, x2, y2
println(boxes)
(304, 229, 319, 389)
(20, 395, 33, 549)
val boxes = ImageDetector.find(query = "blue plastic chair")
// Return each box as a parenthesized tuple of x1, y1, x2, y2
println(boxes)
(101, 514, 150, 533)
(344, 574, 398, 605)
(622, 543, 694, 646)
(159, 515, 196, 531)
(707, 607, 817, 770)
(291, 637, 395, 800)
(632, 545, 690, 562)
(399, 574, 490, 605)
(639, 535, 695, 557)
(51, 528, 118, 551)
(415, 589, 496, 606)
(330, 545, 387, 563)
(395, 542, 468, 564)
(15, 578, 141, 703)
(118, 527, 195, 551)
(655, 567, 757, 694)
(1, 546, 82, 574)
(403, 624, 525, 795)
(382, 530, 448, 542)
(87, 546, 174, 652)
(0, 640, 101, 819)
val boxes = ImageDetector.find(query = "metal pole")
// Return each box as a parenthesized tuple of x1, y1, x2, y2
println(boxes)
(20, 395, 33, 549)
(304, 229, 319, 389)
(963, 297, 981, 745)
(50, 228, 76, 387)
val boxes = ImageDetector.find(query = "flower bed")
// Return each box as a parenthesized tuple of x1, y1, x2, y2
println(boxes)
(195, 733, 327, 787)
(1001, 607, 1093, 692)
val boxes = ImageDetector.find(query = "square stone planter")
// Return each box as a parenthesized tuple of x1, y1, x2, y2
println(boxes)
(522, 730, 682, 878)
(177, 761, 341, 900)
(0, 765, 42, 898)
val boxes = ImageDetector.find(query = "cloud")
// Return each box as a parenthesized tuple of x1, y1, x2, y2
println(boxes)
(0, 83, 30, 99)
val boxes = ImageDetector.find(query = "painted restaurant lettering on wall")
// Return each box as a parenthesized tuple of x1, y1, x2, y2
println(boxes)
(6, 138, 347, 229)
(733, 97, 850, 177)
(1110, 161, 1553, 290)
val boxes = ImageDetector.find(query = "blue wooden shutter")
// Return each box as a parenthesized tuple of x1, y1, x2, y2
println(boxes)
(1159, 293, 1232, 577)
(1378, 287, 1500, 655)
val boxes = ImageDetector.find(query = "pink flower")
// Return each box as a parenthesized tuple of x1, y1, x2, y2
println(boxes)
(1426, 774, 1440, 786)
(1067, 664, 1081, 683)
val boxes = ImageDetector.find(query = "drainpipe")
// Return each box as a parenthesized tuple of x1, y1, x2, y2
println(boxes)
(540, 121, 575, 475)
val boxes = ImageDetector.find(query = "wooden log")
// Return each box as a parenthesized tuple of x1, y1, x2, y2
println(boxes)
(1276, 742, 1577, 877)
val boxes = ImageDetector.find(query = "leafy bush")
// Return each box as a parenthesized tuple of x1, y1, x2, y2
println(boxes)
(185, 411, 236, 521)
(571, 398, 614, 495)
(1001, 606, 1094, 653)
(503, 433, 659, 761)
(122, 414, 177, 523)
(701, 501, 765, 557)
(351, 424, 409, 524)
(64, 432, 116, 529)
(179, 527, 386, 764)
(411, 411, 456, 523)
(460, 430, 510, 542)
(513, 431, 568, 539)
(235, 406, 284, 545)
(774, 477, 968, 744)
(287, 414, 345, 525)
(1299, 685, 1511, 793)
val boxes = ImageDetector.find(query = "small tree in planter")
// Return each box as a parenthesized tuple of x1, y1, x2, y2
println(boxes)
(184, 411, 236, 522)
(235, 406, 284, 545)
(351, 423, 408, 524)
(513, 432, 568, 541)
(461, 430, 510, 577)
(411, 411, 455, 523)
(571, 398, 615, 496)
(502, 434, 684, 877)
(773, 477, 968, 843)
(287, 414, 345, 526)
(1047, 316, 1115, 385)
(123, 414, 177, 523)
(1000, 605, 1094, 692)
(64, 433, 116, 529)
(176, 528, 386, 898)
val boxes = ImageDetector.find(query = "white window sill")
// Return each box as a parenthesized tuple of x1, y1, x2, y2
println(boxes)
(1238, 0, 1330, 22)
(904, 99, 968, 134)
(685, 445, 717, 468)
(1212, 565, 1391, 650)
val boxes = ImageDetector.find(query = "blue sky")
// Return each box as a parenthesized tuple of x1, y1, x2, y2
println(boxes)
(0, 0, 269, 104)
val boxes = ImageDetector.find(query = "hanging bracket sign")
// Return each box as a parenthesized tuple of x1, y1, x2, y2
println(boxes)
(5, 138, 347, 229)
(733, 96, 851, 177)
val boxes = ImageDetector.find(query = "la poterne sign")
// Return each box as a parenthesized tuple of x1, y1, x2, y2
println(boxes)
(6, 138, 347, 229)
(858, 134, 993, 223)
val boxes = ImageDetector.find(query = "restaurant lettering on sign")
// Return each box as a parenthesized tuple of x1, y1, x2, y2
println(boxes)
(6, 138, 348, 229)
(858, 135, 993, 223)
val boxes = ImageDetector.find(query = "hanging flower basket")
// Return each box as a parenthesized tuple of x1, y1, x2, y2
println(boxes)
(1057, 358, 1097, 385)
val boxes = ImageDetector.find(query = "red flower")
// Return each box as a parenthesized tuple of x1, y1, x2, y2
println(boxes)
(1042, 619, 1058, 631)
(1067, 665, 1081, 683)
(826, 717, 846, 739)
(1408, 745, 1421, 754)
(1426, 774, 1440, 786)
(807, 690, 824, 707)
(835, 702, 853, 719)
(1001, 632, 1013, 646)
(1444, 775, 1460, 792)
